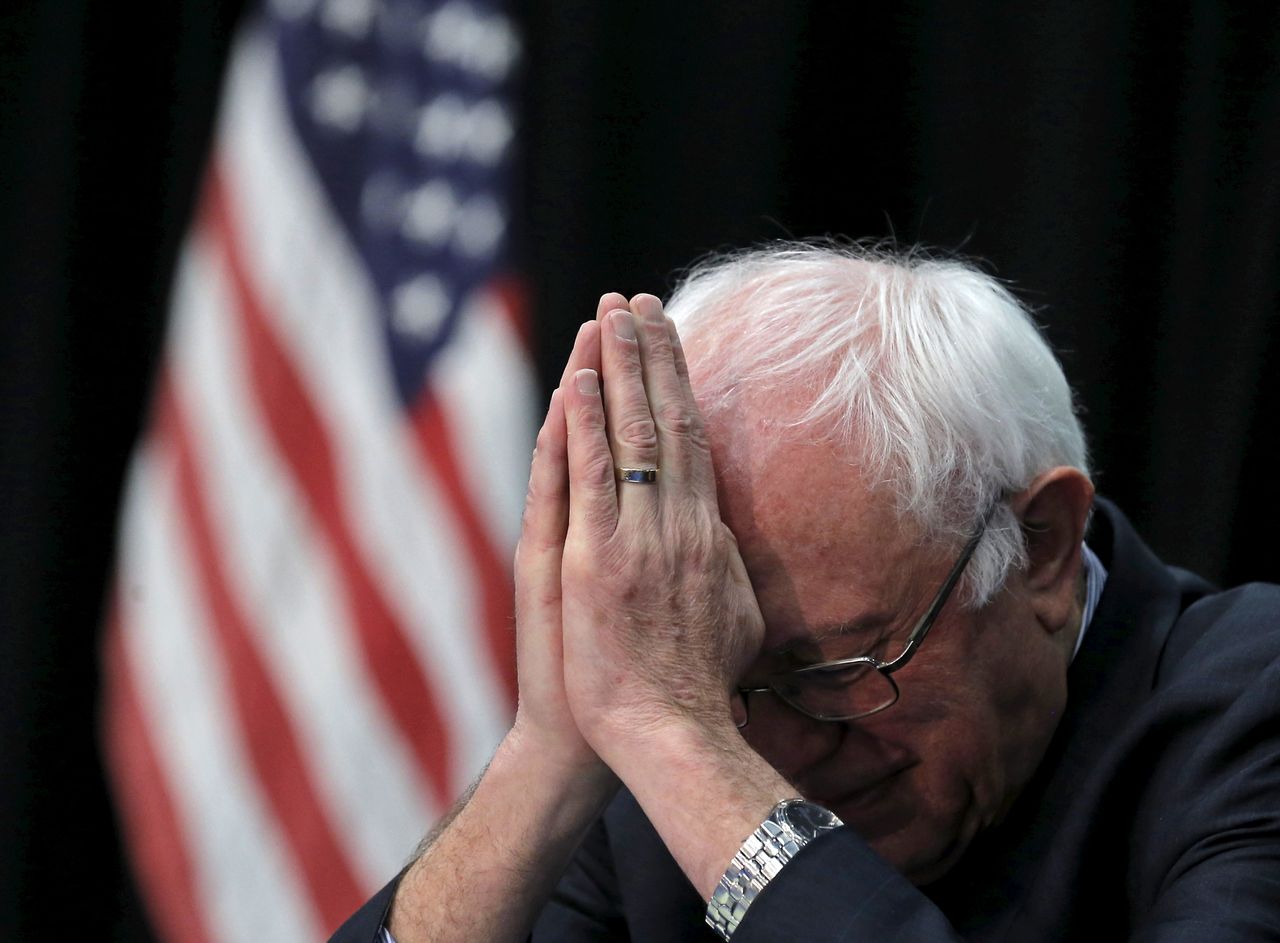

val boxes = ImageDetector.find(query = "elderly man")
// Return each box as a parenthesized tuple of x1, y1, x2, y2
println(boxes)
(333, 244, 1280, 942)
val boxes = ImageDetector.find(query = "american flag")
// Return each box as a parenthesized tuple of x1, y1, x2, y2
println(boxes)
(101, 1, 535, 939)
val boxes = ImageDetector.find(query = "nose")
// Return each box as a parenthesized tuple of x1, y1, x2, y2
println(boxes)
(739, 691, 845, 781)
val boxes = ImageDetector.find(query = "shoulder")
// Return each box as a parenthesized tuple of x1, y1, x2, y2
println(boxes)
(1089, 497, 1280, 692)
(1157, 580, 1280, 690)
(1136, 579, 1280, 766)
(1122, 583, 1280, 930)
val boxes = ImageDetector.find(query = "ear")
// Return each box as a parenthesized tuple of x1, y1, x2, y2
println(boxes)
(1009, 467, 1095, 635)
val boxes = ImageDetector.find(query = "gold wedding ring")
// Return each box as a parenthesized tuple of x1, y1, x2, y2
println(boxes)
(615, 467, 659, 484)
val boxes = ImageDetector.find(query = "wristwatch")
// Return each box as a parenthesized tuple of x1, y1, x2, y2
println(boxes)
(705, 798, 844, 940)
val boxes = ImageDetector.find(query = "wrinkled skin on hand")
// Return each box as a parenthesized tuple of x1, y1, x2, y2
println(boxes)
(558, 294, 766, 757)
(509, 295, 616, 775)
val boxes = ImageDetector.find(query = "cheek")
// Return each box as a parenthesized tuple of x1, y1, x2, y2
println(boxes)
(855, 708, 999, 881)
(892, 636, 1065, 836)
(909, 718, 1000, 827)
(867, 661, 1009, 826)
(739, 708, 844, 783)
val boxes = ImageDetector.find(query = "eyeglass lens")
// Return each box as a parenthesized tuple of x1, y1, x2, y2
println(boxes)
(771, 662, 901, 722)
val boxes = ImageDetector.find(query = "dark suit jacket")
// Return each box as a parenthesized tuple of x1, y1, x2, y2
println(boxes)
(331, 500, 1280, 942)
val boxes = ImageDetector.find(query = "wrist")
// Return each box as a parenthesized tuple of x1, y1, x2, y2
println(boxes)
(603, 717, 796, 898)
(389, 724, 618, 942)
(705, 799, 845, 941)
(581, 691, 739, 765)
(500, 721, 619, 802)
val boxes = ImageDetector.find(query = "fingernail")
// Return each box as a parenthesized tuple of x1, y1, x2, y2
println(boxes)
(575, 368, 599, 395)
(611, 309, 636, 340)
(632, 294, 662, 319)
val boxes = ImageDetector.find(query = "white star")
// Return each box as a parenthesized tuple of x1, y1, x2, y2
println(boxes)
(464, 99, 513, 164)
(310, 65, 369, 133)
(401, 180, 459, 246)
(392, 275, 453, 339)
(415, 95, 513, 165)
(453, 195, 505, 258)
(422, 2, 521, 81)
(321, 0, 376, 38)
(415, 93, 468, 160)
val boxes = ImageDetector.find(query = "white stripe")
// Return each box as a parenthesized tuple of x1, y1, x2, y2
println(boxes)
(434, 289, 538, 557)
(220, 32, 510, 787)
(117, 443, 323, 943)
(171, 233, 436, 887)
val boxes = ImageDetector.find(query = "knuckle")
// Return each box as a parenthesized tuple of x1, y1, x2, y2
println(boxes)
(615, 413, 659, 452)
(574, 401, 606, 433)
(525, 460, 561, 501)
(643, 317, 672, 348)
(666, 507, 727, 566)
(579, 453, 616, 491)
(656, 404, 693, 432)
(598, 539, 655, 590)
(560, 550, 594, 588)
(656, 404, 707, 445)
(515, 520, 558, 564)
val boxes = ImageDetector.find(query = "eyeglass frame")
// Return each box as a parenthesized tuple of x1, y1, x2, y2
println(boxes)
(734, 509, 994, 729)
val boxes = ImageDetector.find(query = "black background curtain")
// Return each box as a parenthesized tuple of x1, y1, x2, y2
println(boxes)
(2, 1, 1277, 937)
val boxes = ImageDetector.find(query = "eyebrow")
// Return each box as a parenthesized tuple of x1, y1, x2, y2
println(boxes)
(763, 612, 896, 659)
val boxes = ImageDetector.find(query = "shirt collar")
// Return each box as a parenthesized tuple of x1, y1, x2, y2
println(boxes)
(1072, 541, 1108, 662)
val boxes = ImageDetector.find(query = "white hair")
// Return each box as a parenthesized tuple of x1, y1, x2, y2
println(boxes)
(664, 241, 1090, 606)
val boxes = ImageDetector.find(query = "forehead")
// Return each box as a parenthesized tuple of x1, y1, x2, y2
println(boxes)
(709, 424, 932, 652)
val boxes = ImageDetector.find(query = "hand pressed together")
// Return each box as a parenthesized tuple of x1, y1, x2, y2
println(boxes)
(498, 292, 788, 905)
(555, 294, 766, 767)
(507, 294, 615, 779)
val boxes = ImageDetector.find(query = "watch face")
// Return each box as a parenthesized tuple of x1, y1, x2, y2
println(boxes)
(780, 800, 842, 834)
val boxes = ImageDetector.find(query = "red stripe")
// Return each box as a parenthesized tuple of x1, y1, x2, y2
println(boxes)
(204, 164, 456, 808)
(410, 393, 517, 704)
(489, 274, 532, 352)
(102, 608, 216, 943)
(155, 373, 365, 931)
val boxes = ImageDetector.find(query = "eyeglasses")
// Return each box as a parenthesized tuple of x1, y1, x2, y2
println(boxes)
(734, 514, 991, 729)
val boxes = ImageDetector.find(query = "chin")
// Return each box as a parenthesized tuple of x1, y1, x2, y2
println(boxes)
(853, 806, 977, 885)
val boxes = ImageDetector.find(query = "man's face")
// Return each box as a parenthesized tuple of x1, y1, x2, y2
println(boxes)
(713, 437, 1072, 885)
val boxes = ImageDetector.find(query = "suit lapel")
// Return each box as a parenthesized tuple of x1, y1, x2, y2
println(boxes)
(925, 499, 1190, 938)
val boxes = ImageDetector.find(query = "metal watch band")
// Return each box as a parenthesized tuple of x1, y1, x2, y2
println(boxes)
(704, 799, 843, 940)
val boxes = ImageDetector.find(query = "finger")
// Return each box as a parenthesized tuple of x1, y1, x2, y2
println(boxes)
(556, 321, 608, 536)
(518, 389, 569, 572)
(664, 315, 716, 497)
(666, 315, 697, 405)
(563, 368, 618, 540)
(516, 390, 569, 623)
(630, 293, 714, 496)
(596, 291, 629, 322)
(558, 319, 603, 390)
(600, 307, 660, 515)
